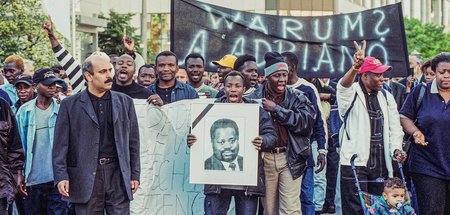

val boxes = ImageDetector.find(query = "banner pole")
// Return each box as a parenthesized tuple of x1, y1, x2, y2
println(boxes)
(71, 0, 76, 58)
(170, 0, 175, 53)
(398, 2, 410, 77)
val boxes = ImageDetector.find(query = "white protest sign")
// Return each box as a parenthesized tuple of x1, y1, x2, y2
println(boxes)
(131, 100, 204, 215)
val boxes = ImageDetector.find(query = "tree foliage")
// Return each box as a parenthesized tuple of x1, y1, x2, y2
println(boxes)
(98, 10, 141, 56)
(0, 0, 58, 68)
(404, 18, 450, 59)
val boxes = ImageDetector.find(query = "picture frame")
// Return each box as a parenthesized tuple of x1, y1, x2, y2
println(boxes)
(189, 102, 259, 186)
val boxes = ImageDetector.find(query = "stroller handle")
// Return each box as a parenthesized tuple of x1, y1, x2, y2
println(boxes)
(350, 154, 358, 169)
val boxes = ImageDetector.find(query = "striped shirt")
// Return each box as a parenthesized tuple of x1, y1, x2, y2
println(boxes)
(52, 45, 86, 93)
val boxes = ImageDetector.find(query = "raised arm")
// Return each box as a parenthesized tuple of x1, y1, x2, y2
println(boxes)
(340, 40, 366, 88)
(42, 16, 86, 93)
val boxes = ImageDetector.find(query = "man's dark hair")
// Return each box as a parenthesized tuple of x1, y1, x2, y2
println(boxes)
(210, 118, 239, 141)
(155, 51, 178, 66)
(223, 71, 245, 84)
(431, 52, 450, 72)
(51, 65, 64, 71)
(421, 60, 432, 72)
(233, 54, 256, 71)
(184, 53, 205, 67)
(51, 65, 67, 78)
(138, 64, 155, 75)
(109, 54, 118, 58)
(281, 52, 299, 70)
(384, 177, 405, 190)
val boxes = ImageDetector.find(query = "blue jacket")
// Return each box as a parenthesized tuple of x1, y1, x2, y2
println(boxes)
(16, 98, 59, 182)
(1, 84, 17, 104)
(147, 79, 199, 103)
(368, 196, 415, 215)
(0, 89, 12, 106)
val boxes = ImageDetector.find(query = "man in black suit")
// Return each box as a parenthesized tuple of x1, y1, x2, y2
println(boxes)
(204, 118, 243, 171)
(52, 54, 140, 215)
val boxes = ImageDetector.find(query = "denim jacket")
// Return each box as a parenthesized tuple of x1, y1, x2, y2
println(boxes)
(147, 79, 199, 103)
(1, 84, 18, 104)
(16, 98, 59, 182)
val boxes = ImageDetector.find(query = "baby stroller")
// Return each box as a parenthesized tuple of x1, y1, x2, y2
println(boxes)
(350, 154, 414, 215)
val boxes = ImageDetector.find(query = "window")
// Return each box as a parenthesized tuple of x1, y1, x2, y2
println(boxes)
(265, 0, 334, 16)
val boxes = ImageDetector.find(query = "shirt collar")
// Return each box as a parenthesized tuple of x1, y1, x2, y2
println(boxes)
(88, 90, 111, 100)
(358, 79, 379, 96)
(264, 83, 284, 102)
(220, 159, 240, 171)
(431, 79, 438, 94)
(194, 83, 206, 92)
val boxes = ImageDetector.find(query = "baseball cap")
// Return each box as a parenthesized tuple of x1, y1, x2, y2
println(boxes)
(33, 68, 64, 85)
(212, 54, 237, 68)
(358, 57, 392, 74)
(14, 75, 33, 87)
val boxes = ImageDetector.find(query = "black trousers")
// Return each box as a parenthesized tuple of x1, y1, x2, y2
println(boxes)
(74, 161, 130, 215)
(340, 143, 387, 215)
(412, 173, 450, 215)
(324, 143, 339, 208)
(0, 198, 7, 215)
(8, 194, 25, 215)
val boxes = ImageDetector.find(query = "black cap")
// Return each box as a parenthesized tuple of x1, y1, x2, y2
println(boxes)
(33, 68, 64, 85)
(14, 75, 33, 87)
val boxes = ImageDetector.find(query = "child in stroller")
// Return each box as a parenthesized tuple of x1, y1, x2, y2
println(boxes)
(367, 177, 416, 215)
(350, 154, 415, 215)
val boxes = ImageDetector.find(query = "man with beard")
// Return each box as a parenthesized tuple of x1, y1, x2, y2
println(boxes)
(52, 54, 140, 214)
(137, 64, 157, 88)
(185, 53, 218, 98)
(111, 54, 153, 99)
(215, 54, 259, 98)
(188, 71, 277, 214)
(148, 51, 198, 105)
(247, 52, 316, 214)
(16, 68, 68, 214)
(2, 55, 24, 104)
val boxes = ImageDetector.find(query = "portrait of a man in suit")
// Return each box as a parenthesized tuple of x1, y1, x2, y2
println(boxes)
(205, 118, 243, 171)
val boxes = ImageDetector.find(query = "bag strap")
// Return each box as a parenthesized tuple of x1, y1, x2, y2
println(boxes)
(342, 89, 388, 141)
(342, 93, 358, 141)
(415, 83, 426, 114)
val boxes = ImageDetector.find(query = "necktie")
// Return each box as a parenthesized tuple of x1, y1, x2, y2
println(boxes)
(229, 163, 236, 171)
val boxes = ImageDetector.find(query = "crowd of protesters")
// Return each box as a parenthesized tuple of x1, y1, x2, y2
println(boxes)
(0, 16, 448, 215)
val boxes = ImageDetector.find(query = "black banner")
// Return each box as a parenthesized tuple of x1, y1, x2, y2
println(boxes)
(171, 0, 409, 78)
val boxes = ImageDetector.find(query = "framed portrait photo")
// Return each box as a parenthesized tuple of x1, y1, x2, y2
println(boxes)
(189, 102, 259, 186)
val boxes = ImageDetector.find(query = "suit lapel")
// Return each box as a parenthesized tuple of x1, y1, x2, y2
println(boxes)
(80, 90, 99, 125)
(212, 155, 226, 170)
(111, 92, 120, 124)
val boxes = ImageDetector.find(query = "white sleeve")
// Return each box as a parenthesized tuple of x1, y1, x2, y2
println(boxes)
(336, 79, 357, 118)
